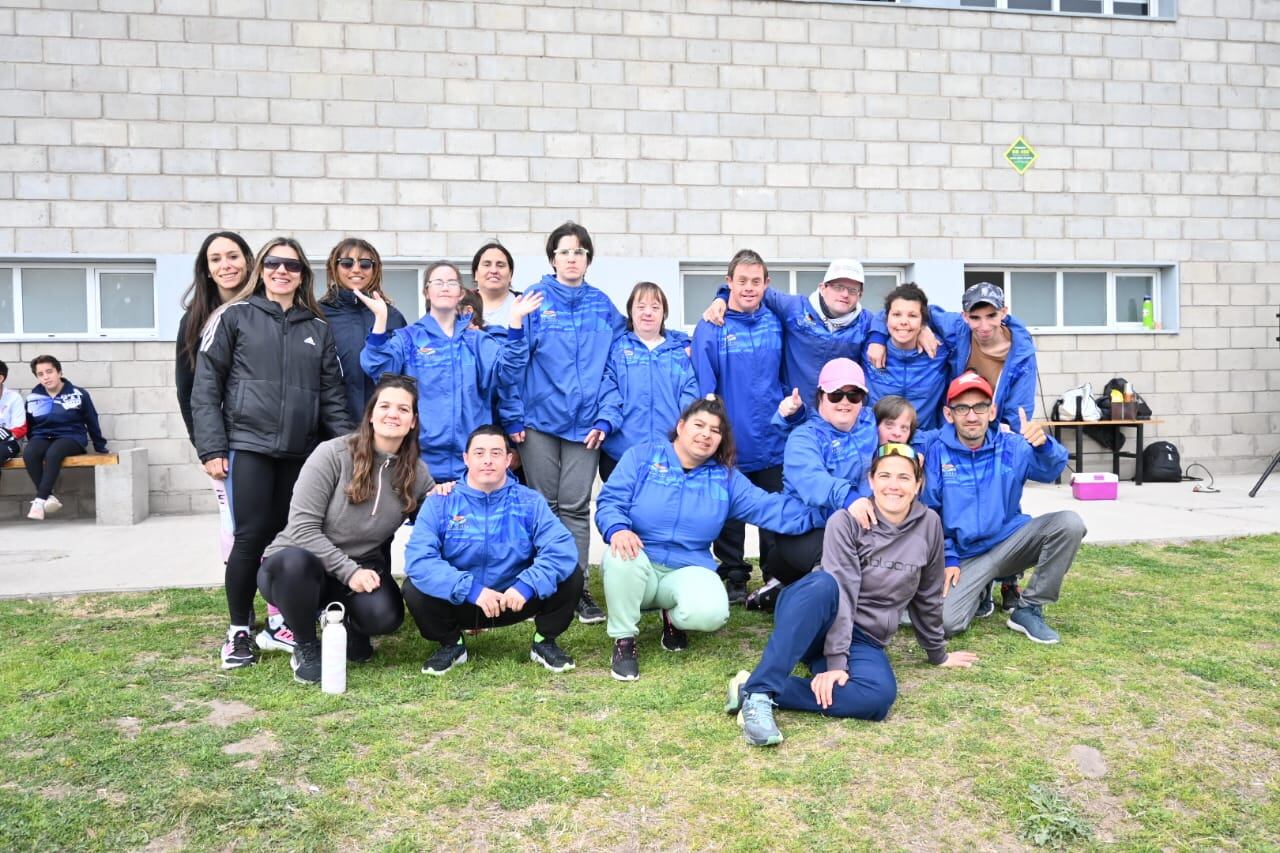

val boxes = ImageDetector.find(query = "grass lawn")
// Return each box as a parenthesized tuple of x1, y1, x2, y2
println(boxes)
(1, 536, 1277, 851)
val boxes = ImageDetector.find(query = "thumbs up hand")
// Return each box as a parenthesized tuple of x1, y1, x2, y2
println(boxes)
(777, 387, 803, 419)
(1018, 407, 1047, 447)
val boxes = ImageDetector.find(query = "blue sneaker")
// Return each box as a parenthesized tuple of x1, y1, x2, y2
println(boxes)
(1007, 604, 1060, 644)
(738, 692, 783, 746)
(975, 582, 996, 618)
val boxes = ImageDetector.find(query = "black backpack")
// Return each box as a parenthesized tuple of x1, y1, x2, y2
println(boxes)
(1142, 441, 1182, 482)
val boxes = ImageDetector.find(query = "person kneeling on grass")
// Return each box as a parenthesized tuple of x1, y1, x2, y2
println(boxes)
(257, 375, 436, 684)
(401, 425, 583, 675)
(594, 394, 811, 682)
(727, 443, 978, 746)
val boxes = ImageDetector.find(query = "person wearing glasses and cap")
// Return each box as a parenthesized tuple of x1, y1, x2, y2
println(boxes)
(922, 371, 1084, 645)
(726, 441, 979, 746)
(356, 261, 541, 484)
(701, 258, 875, 402)
(747, 358, 880, 612)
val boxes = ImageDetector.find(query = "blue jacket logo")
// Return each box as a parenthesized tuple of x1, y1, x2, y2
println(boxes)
(447, 514, 468, 529)
(541, 308, 557, 319)
(940, 462, 957, 478)
(418, 346, 435, 356)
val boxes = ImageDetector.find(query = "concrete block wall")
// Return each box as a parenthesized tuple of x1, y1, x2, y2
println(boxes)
(0, 0, 1278, 516)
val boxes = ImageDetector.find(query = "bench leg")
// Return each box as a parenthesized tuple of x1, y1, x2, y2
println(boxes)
(1135, 424, 1144, 486)
(95, 448, 150, 525)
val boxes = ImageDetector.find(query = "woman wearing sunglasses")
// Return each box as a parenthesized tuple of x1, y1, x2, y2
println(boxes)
(749, 358, 880, 611)
(192, 237, 353, 671)
(357, 261, 542, 483)
(319, 239, 408, 424)
(727, 442, 978, 746)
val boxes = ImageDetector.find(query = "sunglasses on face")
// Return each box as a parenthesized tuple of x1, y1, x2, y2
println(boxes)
(262, 256, 304, 274)
(825, 388, 866, 405)
(949, 402, 992, 417)
(337, 258, 376, 271)
(876, 442, 918, 460)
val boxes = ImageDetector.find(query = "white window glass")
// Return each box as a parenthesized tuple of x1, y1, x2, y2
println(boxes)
(683, 273, 724, 322)
(311, 266, 328, 297)
(0, 269, 13, 334)
(862, 274, 898, 314)
(1010, 272, 1057, 327)
(1062, 272, 1107, 327)
(99, 273, 155, 329)
(383, 269, 422, 321)
(1115, 275, 1152, 324)
(22, 269, 88, 333)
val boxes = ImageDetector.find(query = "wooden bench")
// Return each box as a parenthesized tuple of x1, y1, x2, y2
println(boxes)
(2, 448, 150, 524)
(1050, 419, 1164, 486)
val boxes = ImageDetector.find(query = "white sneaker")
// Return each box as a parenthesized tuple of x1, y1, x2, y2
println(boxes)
(27, 499, 45, 520)
(43, 495, 63, 514)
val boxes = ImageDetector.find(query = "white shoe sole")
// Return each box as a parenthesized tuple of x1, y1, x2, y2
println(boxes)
(725, 670, 750, 714)
(255, 630, 295, 653)
(1005, 618, 1060, 644)
(43, 496, 63, 514)
(737, 709, 783, 746)
(610, 668, 639, 682)
(530, 650, 576, 673)
(577, 611, 606, 625)
(220, 656, 255, 670)
(421, 649, 467, 675)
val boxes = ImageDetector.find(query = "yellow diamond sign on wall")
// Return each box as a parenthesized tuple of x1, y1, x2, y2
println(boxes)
(1005, 137, 1038, 174)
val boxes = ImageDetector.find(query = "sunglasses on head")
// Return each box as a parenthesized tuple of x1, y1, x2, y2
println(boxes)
(875, 442, 918, 460)
(378, 372, 418, 387)
(262, 255, 304, 274)
(337, 258, 376, 271)
(824, 387, 866, 405)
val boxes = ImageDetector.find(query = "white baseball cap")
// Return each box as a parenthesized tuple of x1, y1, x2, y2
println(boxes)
(822, 259, 865, 285)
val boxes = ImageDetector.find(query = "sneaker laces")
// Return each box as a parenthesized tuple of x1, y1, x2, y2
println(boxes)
(742, 693, 777, 725)
(581, 589, 600, 609)
(614, 637, 636, 657)
(231, 631, 254, 657)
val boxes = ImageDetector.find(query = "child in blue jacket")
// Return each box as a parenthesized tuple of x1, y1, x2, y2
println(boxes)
(23, 354, 108, 520)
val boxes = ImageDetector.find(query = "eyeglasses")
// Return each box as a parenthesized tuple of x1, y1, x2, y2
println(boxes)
(875, 442, 918, 460)
(554, 248, 589, 259)
(262, 256, 304, 274)
(949, 402, 992, 416)
(426, 278, 462, 290)
(824, 282, 862, 296)
(824, 387, 866, 405)
(337, 258, 376, 271)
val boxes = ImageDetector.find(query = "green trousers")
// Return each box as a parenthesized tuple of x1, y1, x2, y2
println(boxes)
(601, 550, 730, 640)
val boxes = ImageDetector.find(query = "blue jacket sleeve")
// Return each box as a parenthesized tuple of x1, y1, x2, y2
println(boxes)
(726, 469, 814, 536)
(691, 322, 720, 396)
(928, 306, 969, 355)
(920, 451, 959, 568)
(360, 328, 412, 383)
(514, 497, 578, 598)
(81, 388, 107, 453)
(677, 357, 698, 412)
(784, 428, 855, 514)
(1024, 434, 1068, 483)
(594, 343, 624, 434)
(594, 448, 641, 541)
(1000, 351, 1039, 431)
(403, 497, 476, 604)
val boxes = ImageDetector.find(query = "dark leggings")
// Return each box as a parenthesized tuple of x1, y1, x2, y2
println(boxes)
(224, 450, 304, 626)
(257, 547, 404, 645)
(766, 527, 827, 586)
(401, 567, 584, 648)
(23, 437, 86, 500)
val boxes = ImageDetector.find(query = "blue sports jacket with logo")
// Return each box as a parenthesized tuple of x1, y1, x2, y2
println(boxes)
(594, 330, 698, 462)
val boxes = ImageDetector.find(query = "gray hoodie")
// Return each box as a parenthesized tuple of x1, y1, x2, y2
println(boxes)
(820, 502, 948, 671)
(264, 436, 434, 583)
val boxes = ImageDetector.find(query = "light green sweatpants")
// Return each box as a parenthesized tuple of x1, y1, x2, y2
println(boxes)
(601, 549, 730, 640)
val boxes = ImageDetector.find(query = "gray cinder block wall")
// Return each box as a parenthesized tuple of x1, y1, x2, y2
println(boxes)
(0, 0, 1278, 517)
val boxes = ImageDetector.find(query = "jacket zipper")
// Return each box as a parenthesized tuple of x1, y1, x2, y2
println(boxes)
(276, 307, 289, 453)
(372, 458, 389, 516)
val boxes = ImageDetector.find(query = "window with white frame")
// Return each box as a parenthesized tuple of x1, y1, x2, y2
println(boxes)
(964, 268, 1164, 332)
(952, 0, 1154, 15)
(679, 264, 903, 329)
(0, 264, 157, 338)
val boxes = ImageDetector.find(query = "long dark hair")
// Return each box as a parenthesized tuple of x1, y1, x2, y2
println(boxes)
(669, 394, 736, 469)
(346, 374, 422, 515)
(320, 238, 392, 306)
(179, 231, 253, 369)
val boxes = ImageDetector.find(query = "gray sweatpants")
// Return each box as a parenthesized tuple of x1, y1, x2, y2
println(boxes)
(521, 428, 598, 579)
(942, 511, 1086, 638)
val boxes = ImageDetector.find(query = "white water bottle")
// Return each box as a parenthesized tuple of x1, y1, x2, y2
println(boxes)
(321, 602, 347, 695)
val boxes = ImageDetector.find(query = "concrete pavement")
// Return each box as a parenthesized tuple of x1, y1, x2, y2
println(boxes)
(2, 474, 1278, 599)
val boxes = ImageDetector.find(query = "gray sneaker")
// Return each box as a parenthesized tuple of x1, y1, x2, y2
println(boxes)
(1007, 604, 1060, 644)
(738, 692, 783, 746)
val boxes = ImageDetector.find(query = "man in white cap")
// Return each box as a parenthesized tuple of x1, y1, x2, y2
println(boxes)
(701, 258, 873, 401)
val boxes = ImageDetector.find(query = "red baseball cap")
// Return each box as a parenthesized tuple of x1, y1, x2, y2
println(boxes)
(946, 370, 994, 404)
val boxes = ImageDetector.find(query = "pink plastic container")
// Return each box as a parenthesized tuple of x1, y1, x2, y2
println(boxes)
(1071, 472, 1118, 501)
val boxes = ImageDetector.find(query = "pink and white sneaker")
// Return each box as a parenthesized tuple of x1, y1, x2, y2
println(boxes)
(255, 621, 296, 653)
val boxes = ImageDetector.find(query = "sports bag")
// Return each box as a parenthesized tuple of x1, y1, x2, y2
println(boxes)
(1051, 383, 1101, 422)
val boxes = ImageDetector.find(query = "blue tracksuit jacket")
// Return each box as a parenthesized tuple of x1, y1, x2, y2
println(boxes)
(862, 314, 951, 432)
(595, 442, 813, 571)
(782, 408, 879, 529)
(713, 285, 872, 400)
(26, 380, 107, 452)
(404, 475, 577, 604)
(518, 274, 626, 441)
(594, 330, 698, 462)
(361, 317, 528, 482)
(320, 289, 408, 424)
(692, 306, 787, 473)
(921, 424, 1068, 567)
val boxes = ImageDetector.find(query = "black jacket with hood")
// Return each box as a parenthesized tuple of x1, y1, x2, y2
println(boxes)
(192, 294, 352, 463)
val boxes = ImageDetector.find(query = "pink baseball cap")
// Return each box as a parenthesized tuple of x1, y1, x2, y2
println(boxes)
(946, 370, 995, 404)
(817, 358, 867, 393)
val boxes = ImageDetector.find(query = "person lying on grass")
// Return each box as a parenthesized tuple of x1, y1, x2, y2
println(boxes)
(726, 442, 978, 746)
(594, 394, 811, 682)
(258, 374, 436, 685)
(401, 425, 583, 676)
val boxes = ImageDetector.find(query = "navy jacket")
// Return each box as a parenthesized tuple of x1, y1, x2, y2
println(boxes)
(26, 380, 107, 452)
(320, 289, 408, 424)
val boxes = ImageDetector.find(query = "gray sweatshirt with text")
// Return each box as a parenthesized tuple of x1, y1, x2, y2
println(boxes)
(820, 502, 948, 671)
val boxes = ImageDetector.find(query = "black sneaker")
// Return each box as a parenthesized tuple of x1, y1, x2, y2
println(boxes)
(1000, 580, 1022, 613)
(975, 582, 996, 619)
(725, 578, 748, 606)
(660, 610, 688, 652)
(346, 629, 373, 663)
(220, 629, 257, 670)
(290, 640, 322, 684)
(745, 578, 782, 612)
(611, 637, 639, 681)
(530, 638, 576, 673)
(576, 589, 605, 624)
(421, 642, 467, 676)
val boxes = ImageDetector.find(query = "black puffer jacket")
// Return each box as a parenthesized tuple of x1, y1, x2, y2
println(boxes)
(320, 288, 408, 423)
(192, 295, 352, 462)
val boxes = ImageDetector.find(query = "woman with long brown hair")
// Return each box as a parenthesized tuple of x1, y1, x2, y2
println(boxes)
(192, 236, 352, 670)
(258, 375, 436, 684)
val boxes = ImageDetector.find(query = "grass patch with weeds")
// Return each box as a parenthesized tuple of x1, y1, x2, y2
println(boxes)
(1, 536, 1278, 850)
